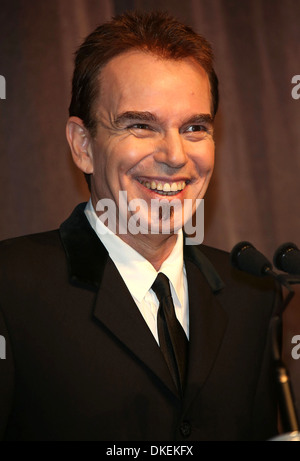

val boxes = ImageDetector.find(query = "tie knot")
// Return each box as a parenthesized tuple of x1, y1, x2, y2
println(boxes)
(151, 273, 172, 302)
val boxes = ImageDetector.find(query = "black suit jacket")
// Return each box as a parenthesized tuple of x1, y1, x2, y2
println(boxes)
(0, 203, 280, 441)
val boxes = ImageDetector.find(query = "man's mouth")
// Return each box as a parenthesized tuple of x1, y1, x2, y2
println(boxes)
(137, 178, 189, 196)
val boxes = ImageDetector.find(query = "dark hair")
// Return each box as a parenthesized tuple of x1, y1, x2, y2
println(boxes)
(69, 10, 219, 186)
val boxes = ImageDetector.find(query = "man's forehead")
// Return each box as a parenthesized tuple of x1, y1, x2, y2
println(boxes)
(97, 50, 211, 114)
(99, 49, 209, 88)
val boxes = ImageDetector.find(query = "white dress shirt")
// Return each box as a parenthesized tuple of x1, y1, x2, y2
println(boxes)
(84, 199, 189, 344)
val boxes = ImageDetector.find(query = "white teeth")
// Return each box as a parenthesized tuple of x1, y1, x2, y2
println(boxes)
(139, 179, 187, 193)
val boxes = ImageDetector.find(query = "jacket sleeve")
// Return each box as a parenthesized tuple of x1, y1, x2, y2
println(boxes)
(0, 305, 14, 439)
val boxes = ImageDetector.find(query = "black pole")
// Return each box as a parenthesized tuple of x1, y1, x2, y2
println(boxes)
(270, 315, 300, 433)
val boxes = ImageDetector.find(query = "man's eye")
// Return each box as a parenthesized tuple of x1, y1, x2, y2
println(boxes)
(185, 125, 208, 133)
(129, 123, 152, 130)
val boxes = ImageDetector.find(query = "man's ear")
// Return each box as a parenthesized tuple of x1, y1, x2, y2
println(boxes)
(66, 117, 94, 174)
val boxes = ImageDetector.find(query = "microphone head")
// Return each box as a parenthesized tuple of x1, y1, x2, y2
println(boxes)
(273, 242, 300, 274)
(230, 241, 273, 277)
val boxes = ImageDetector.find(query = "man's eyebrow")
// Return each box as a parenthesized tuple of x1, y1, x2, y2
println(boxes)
(183, 114, 214, 126)
(113, 111, 214, 128)
(114, 111, 158, 126)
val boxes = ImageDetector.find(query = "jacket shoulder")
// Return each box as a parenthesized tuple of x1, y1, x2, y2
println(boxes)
(0, 229, 62, 257)
(193, 243, 279, 294)
(0, 230, 64, 283)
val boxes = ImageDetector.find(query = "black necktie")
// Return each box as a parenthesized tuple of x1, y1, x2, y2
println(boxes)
(151, 273, 188, 396)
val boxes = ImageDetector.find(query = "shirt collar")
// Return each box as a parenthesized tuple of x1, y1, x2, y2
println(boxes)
(84, 199, 184, 306)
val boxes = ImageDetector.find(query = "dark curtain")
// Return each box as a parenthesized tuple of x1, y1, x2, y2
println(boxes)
(1, 0, 300, 426)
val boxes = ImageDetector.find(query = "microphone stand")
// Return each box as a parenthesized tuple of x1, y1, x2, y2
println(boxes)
(229, 242, 300, 440)
(268, 272, 300, 440)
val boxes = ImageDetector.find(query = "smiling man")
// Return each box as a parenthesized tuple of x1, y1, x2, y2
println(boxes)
(67, 49, 214, 268)
(0, 11, 280, 441)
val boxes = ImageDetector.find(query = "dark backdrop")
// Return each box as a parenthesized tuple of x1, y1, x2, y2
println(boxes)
(0, 0, 300, 427)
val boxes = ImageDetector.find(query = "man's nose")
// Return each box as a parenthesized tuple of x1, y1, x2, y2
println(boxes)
(154, 131, 187, 169)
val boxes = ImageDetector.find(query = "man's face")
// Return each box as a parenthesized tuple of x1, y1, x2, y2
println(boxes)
(89, 50, 215, 238)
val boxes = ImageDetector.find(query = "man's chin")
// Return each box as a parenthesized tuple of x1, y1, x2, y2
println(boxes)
(125, 212, 185, 236)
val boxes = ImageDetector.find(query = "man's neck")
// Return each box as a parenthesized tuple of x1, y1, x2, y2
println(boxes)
(116, 232, 179, 271)
(89, 196, 180, 270)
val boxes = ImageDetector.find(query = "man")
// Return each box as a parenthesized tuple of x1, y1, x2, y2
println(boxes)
(0, 11, 280, 441)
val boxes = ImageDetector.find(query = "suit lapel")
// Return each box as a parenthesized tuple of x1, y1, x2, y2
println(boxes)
(59, 203, 178, 397)
(59, 203, 108, 289)
(93, 257, 178, 396)
(183, 244, 228, 409)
